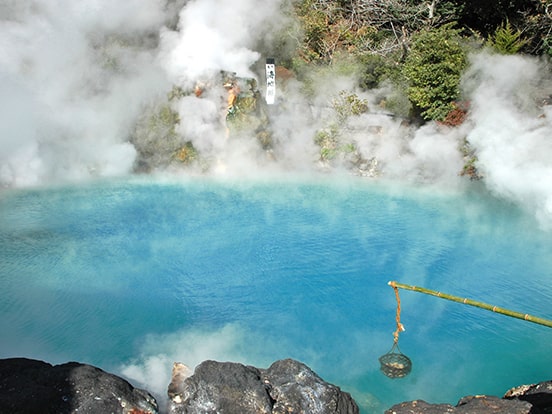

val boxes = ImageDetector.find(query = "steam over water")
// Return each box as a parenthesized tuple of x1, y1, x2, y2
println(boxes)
(1, 0, 552, 412)
(1, 0, 552, 227)
(1, 177, 551, 412)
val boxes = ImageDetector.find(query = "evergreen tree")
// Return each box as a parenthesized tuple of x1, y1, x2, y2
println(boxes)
(402, 24, 467, 121)
(487, 20, 528, 55)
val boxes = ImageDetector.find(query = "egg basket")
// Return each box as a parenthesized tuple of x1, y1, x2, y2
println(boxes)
(379, 344, 412, 378)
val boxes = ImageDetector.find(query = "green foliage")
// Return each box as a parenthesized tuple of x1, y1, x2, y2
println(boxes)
(402, 24, 467, 121)
(225, 82, 272, 147)
(544, 35, 552, 59)
(296, 59, 361, 99)
(148, 104, 179, 139)
(313, 90, 366, 162)
(487, 20, 528, 54)
(293, 0, 331, 63)
(459, 139, 482, 180)
(174, 141, 198, 164)
(134, 84, 209, 169)
(358, 54, 399, 90)
(314, 124, 340, 161)
(314, 122, 357, 162)
(448, 0, 540, 38)
(332, 91, 369, 122)
(167, 86, 186, 101)
(378, 83, 413, 119)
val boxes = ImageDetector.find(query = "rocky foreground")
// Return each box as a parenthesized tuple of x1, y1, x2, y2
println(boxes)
(0, 357, 550, 413)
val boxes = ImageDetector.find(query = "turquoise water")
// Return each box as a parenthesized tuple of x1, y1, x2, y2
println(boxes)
(0, 176, 551, 412)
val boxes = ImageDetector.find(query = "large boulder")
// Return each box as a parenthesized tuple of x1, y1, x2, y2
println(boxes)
(263, 359, 359, 414)
(167, 358, 359, 414)
(0, 358, 158, 414)
(504, 381, 552, 413)
(168, 360, 272, 414)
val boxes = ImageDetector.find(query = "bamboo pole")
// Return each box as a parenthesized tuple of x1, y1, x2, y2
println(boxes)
(388, 281, 552, 329)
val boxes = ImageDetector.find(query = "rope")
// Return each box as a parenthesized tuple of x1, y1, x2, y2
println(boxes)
(390, 281, 405, 344)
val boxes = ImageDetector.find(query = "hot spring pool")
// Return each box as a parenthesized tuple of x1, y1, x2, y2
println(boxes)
(1, 176, 550, 412)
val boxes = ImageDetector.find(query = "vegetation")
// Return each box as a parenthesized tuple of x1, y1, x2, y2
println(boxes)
(402, 23, 467, 121)
(134, 0, 552, 176)
(487, 20, 528, 55)
(314, 91, 368, 163)
(131, 86, 198, 172)
(276, 0, 551, 177)
(285, 0, 551, 121)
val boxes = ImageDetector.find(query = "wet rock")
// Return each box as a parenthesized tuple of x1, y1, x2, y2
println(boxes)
(263, 359, 359, 414)
(382, 364, 551, 414)
(455, 395, 532, 413)
(168, 360, 272, 414)
(385, 393, 539, 414)
(168, 358, 359, 414)
(385, 399, 456, 413)
(505, 381, 552, 413)
(0, 358, 158, 414)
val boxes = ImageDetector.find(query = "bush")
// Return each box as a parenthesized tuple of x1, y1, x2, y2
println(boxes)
(313, 90, 367, 163)
(402, 23, 467, 121)
(358, 53, 399, 90)
(332, 90, 369, 122)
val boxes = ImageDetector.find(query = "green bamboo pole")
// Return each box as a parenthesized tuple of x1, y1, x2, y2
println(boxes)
(388, 281, 552, 329)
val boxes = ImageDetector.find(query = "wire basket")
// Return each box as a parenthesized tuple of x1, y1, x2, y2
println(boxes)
(379, 345, 412, 378)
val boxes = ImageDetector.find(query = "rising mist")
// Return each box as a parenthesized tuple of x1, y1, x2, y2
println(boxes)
(1, 0, 552, 227)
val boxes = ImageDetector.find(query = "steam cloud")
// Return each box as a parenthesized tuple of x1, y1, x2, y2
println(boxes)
(462, 53, 552, 228)
(0, 0, 170, 185)
(119, 324, 258, 401)
(1, 0, 552, 231)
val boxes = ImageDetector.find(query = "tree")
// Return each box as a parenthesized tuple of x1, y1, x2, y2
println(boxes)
(448, 0, 539, 37)
(487, 20, 527, 54)
(402, 23, 467, 121)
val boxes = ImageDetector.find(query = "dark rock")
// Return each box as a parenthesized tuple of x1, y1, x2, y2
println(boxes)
(505, 381, 552, 413)
(168, 360, 272, 414)
(3, 356, 549, 414)
(168, 358, 359, 414)
(0, 357, 158, 414)
(385, 393, 536, 414)
(263, 359, 359, 414)
(383, 381, 552, 414)
(455, 395, 533, 413)
(385, 399, 455, 413)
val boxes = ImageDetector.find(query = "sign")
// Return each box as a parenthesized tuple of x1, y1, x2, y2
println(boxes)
(265, 58, 275, 105)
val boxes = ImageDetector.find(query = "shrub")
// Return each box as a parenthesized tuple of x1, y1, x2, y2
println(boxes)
(332, 91, 369, 122)
(402, 23, 467, 121)
(487, 20, 528, 54)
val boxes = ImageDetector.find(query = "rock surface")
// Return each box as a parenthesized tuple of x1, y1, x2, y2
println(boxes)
(1, 357, 550, 414)
(0, 358, 158, 414)
(385, 380, 552, 414)
(505, 381, 552, 414)
(167, 358, 359, 414)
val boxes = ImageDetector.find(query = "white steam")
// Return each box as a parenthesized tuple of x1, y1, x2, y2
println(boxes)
(0, 0, 170, 186)
(159, 0, 283, 84)
(119, 324, 276, 401)
(1, 0, 552, 226)
(462, 52, 552, 228)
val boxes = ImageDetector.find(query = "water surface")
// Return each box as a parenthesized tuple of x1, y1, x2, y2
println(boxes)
(1, 176, 550, 412)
